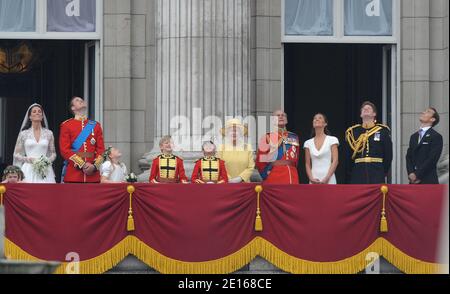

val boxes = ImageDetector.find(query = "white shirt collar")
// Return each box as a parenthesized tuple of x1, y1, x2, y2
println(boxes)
(420, 126, 432, 132)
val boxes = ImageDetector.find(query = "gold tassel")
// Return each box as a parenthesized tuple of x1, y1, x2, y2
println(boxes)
(0, 185, 5, 206)
(380, 185, 389, 233)
(380, 215, 388, 233)
(255, 215, 263, 232)
(127, 214, 135, 232)
(127, 185, 135, 232)
(254, 185, 263, 232)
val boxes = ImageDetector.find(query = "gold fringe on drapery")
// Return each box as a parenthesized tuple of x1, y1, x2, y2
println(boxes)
(4, 237, 132, 274)
(4, 237, 444, 274)
(129, 236, 259, 274)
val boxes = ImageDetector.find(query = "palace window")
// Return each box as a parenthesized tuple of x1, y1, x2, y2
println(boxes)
(283, 0, 397, 43)
(0, 0, 101, 39)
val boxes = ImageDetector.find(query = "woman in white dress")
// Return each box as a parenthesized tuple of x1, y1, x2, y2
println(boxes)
(303, 113, 339, 184)
(13, 103, 56, 183)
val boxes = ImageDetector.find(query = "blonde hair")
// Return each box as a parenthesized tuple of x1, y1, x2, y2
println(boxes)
(159, 135, 172, 147)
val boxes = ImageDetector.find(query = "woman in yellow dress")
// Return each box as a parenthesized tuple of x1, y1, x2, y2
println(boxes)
(217, 119, 256, 183)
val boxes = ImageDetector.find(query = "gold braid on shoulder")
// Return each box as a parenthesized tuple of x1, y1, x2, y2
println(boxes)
(346, 125, 383, 160)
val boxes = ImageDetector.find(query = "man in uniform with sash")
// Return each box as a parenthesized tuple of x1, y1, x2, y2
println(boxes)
(59, 96, 105, 183)
(345, 101, 392, 184)
(256, 110, 300, 184)
(149, 136, 189, 184)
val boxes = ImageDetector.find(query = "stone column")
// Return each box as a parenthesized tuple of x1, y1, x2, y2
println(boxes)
(400, 0, 449, 184)
(252, 0, 283, 119)
(103, 0, 132, 169)
(429, 0, 449, 183)
(139, 0, 252, 179)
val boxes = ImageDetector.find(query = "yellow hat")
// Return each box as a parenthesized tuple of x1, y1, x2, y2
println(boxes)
(220, 118, 248, 137)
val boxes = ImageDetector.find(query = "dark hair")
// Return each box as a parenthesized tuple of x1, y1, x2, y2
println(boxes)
(69, 96, 84, 114)
(360, 101, 378, 116)
(430, 107, 440, 127)
(22, 105, 45, 131)
(311, 113, 331, 138)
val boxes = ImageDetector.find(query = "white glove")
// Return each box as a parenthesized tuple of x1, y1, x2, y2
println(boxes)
(229, 177, 243, 183)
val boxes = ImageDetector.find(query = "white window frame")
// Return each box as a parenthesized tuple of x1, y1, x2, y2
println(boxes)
(84, 40, 102, 122)
(0, 0, 102, 40)
(0, 0, 103, 125)
(282, 0, 400, 44)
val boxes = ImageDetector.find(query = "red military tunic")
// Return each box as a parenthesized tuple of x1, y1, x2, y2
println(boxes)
(59, 117, 105, 183)
(149, 154, 189, 183)
(191, 157, 228, 184)
(256, 129, 300, 184)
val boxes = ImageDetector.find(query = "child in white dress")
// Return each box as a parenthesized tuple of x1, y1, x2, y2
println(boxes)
(100, 146, 127, 183)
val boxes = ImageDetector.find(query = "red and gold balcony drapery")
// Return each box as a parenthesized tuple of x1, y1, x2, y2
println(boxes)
(0, 184, 447, 274)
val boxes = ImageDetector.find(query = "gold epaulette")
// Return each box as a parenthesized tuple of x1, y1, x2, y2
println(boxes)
(60, 118, 73, 126)
(345, 124, 360, 146)
(346, 124, 361, 134)
(345, 124, 362, 153)
(376, 123, 391, 131)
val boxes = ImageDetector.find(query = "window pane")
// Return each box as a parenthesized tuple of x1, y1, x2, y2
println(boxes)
(0, 0, 35, 32)
(345, 0, 392, 36)
(47, 0, 96, 32)
(285, 0, 333, 36)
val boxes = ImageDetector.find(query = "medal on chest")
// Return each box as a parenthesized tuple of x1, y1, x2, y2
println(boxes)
(374, 132, 381, 142)
(90, 129, 96, 145)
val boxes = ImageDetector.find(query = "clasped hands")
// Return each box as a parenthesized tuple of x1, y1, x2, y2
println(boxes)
(82, 162, 96, 176)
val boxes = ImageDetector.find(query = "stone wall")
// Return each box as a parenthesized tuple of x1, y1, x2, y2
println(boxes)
(251, 0, 283, 119)
(400, 0, 449, 184)
(103, 0, 448, 182)
(103, 0, 156, 173)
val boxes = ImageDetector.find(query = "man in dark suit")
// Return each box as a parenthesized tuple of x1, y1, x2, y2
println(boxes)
(406, 108, 443, 184)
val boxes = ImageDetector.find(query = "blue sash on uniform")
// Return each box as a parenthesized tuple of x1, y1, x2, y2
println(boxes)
(61, 121, 97, 183)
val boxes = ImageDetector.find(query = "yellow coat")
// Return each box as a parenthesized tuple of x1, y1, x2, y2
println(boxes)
(217, 144, 255, 183)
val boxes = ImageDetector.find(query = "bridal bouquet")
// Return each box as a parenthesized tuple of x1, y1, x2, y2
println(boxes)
(125, 172, 138, 183)
(32, 155, 51, 179)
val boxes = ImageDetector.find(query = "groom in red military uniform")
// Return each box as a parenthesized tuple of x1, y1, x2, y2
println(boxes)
(256, 110, 300, 184)
(59, 96, 105, 183)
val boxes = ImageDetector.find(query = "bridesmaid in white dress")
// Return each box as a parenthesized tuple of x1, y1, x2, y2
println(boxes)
(303, 113, 339, 184)
(13, 104, 56, 183)
(100, 146, 127, 183)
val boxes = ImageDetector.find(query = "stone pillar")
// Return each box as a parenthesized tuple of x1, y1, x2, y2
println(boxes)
(139, 0, 252, 179)
(252, 0, 283, 119)
(400, 0, 449, 184)
(429, 0, 449, 183)
(400, 0, 431, 184)
(103, 0, 132, 169)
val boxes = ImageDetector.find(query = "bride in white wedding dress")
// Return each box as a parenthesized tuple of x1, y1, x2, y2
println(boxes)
(13, 103, 56, 183)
